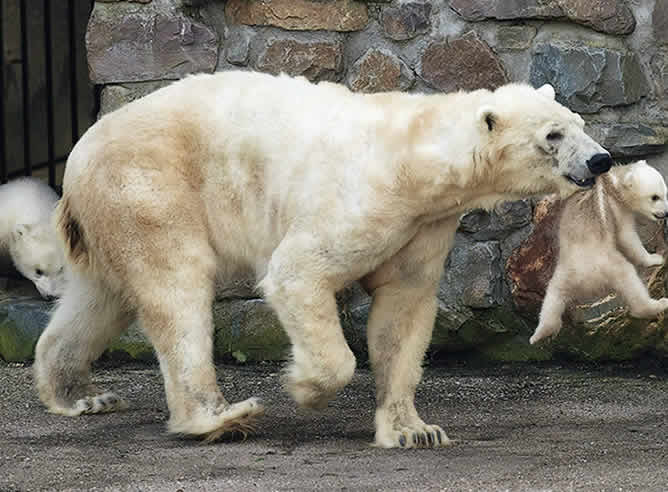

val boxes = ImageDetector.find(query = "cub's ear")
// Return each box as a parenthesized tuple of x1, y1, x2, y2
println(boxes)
(12, 223, 31, 239)
(622, 167, 636, 188)
(537, 84, 556, 100)
(477, 106, 497, 132)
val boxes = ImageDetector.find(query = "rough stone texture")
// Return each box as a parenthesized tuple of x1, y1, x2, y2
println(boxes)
(529, 41, 650, 113)
(506, 196, 562, 314)
(449, 0, 635, 35)
(225, 27, 254, 65)
(99, 81, 171, 116)
(420, 32, 508, 92)
(441, 240, 505, 309)
(256, 38, 343, 82)
(0, 298, 52, 362)
(587, 123, 668, 158)
(347, 48, 414, 93)
(496, 25, 537, 51)
(459, 200, 533, 241)
(225, 0, 368, 32)
(87, 1, 218, 83)
(381, 2, 431, 41)
(213, 299, 290, 362)
(654, 0, 668, 45)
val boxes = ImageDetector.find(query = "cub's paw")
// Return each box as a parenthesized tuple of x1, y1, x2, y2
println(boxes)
(374, 423, 451, 449)
(657, 298, 668, 312)
(645, 253, 665, 267)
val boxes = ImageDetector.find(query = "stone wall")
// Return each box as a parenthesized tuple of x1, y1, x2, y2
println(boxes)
(35, 0, 667, 363)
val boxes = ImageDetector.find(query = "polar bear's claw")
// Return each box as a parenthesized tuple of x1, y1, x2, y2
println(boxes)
(375, 423, 451, 449)
(68, 392, 128, 416)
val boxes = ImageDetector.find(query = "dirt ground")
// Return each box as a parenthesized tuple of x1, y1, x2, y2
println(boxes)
(1, 359, 666, 491)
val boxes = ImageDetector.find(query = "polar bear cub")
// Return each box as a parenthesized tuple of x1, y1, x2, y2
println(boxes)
(0, 178, 66, 299)
(530, 160, 668, 345)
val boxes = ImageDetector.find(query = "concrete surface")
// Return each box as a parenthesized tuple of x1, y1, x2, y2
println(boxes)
(0, 360, 666, 491)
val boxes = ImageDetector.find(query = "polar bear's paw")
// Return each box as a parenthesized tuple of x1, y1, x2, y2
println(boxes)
(48, 391, 128, 416)
(204, 398, 265, 442)
(169, 397, 265, 442)
(374, 423, 451, 449)
(284, 376, 337, 410)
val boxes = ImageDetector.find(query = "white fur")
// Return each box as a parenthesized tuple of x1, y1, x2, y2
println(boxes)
(531, 161, 668, 345)
(0, 178, 65, 299)
(35, 71, 610, 448)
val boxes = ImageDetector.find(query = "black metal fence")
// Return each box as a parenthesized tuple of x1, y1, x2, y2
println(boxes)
(0, 0, 96, 189)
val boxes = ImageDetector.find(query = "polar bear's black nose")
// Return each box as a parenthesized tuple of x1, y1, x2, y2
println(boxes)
(587, 153, 612, 175)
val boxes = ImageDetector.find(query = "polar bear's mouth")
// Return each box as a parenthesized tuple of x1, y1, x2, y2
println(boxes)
(653, 212, 667, 220)
(565, 175, 595, 188)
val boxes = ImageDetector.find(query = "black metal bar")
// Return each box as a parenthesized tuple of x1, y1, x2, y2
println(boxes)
(19, 0, 31, 176)
(0, 0, 6, 184)
(7, 154, 68, 180)
(44, 0, 55, 187)
(68, 0, 78, 149)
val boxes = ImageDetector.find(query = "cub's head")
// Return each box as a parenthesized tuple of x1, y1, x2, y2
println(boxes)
(477, 83, 611, 198)
(619, 160, 668, 221)
(9, 222, 66, 300)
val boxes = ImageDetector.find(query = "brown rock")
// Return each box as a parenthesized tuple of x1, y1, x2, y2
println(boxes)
(256, 39, 343, 82)
(86, 3, 218, 84)
(381, 2, 431, 41)
(347, 48, 414, 93)
(505, 196, 562, 313)
(225, 0, 368, 32)
(654, 0, 668, 45)
(420, 32, 508, 92)
(450, 0, 635, 35)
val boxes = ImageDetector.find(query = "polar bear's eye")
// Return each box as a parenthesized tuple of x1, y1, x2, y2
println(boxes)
(546, 131, 563, 141)
(35, 269, 44, 277)
(652, 195, 660, 201)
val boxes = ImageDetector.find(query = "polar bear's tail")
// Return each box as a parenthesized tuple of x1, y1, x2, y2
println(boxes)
(56, 196, 89, 268)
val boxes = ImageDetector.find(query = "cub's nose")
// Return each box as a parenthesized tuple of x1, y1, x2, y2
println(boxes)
(587, 153, 612, 175)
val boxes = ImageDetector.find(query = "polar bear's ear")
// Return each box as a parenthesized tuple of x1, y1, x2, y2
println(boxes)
(477, 106, 497, 132)
(537, 84, 556, 100)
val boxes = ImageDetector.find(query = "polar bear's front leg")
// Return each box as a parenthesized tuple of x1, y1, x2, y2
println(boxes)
(363, 218, 458, 449)
(260, 235, 356, 410)
(367, 285, 450, 448)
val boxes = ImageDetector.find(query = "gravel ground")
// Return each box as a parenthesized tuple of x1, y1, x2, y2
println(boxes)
(0, 360, 666, 491)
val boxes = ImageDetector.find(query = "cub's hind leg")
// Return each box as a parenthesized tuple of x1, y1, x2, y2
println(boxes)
(34, 274, 132, 416)
(607, 254, 668, 318)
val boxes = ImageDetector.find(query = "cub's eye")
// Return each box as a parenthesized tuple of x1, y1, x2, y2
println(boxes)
(546, 131, 563, 141)
(35, 269, 44, 277)
(651, 195, 660, 202)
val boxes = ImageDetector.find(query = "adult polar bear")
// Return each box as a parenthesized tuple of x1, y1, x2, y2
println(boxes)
(34, 71, 611, 448)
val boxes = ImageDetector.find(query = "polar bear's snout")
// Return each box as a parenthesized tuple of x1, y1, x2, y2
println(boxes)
(586, 153, 613, 175)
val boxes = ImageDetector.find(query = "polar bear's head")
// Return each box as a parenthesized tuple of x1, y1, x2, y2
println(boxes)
(475, 83, 611, 198)
(9, 222, 66, 299)
(619, 160, 668, 221)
